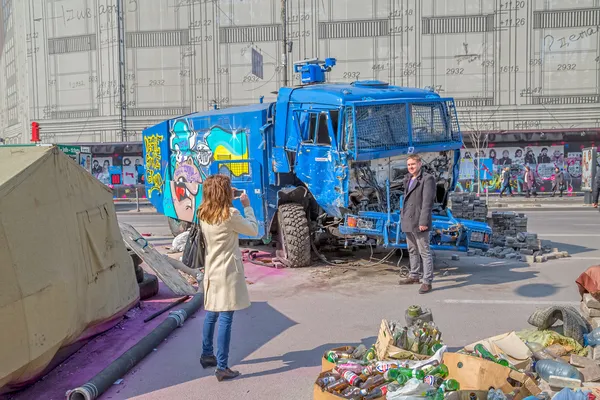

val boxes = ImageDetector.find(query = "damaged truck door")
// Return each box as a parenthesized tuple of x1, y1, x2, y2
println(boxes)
(295, 109, 347, 217)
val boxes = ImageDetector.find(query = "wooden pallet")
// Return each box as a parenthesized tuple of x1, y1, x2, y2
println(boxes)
(119, 222, 197, 296)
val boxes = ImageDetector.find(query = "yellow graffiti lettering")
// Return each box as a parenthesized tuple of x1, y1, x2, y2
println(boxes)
(144, 134, 164, 196)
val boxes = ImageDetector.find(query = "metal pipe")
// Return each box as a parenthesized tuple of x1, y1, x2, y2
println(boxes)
(65, 294, 203, 400)
(144, 296, 190, 323)
(281, 0, 288, 86)
(135, 187, 140, 212)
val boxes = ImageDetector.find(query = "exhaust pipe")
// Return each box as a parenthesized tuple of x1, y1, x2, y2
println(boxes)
(66, 293, 203, 400)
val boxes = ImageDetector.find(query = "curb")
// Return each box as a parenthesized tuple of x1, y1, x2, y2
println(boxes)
(488, 207, 592, 212)
(115, 211, 158, 215)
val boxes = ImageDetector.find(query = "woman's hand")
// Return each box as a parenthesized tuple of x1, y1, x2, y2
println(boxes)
(240, 192, 250, 207)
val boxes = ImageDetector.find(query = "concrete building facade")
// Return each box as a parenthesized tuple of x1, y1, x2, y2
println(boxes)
(0, 0, 598, 145)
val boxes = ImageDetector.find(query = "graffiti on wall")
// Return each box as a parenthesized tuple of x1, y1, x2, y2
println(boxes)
(456, 145, 588, 193)
(159, 118, 250, 223)
(145, 134, 164, 197)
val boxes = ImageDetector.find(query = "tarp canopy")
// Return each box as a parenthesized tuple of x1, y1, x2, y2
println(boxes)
(0, 146, 138, 393)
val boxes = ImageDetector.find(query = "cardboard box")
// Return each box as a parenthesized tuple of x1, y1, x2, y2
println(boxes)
(446, 390, 490, 400)
(464, 331, 532, 370)
(375, 319, 430, 361)
(321, 346, 355, 372)
(313, 370, 384, 400)
(444, 352, 541, 399)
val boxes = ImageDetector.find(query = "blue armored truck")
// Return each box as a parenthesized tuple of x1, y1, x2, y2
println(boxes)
(142, 58, 492, 268)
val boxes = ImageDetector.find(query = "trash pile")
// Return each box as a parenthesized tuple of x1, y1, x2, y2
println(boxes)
(314, 282, 600, 400)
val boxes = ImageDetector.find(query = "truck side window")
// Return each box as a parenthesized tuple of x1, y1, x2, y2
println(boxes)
(315, 113, 331, 145)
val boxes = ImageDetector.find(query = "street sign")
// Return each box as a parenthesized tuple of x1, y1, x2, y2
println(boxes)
(58, 145, 81, 162)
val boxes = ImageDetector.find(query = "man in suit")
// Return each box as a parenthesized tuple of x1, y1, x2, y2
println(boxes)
(398, 154, 436, 294)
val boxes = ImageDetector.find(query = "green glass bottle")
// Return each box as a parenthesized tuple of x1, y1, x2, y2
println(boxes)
(363, 346, 377, 362)
(427, 364, 449, 378)
(440, 379, 460, 392)
(474, 344, 509, 367)
(385, 367, 425, 381)
(326, 351, 339, 363)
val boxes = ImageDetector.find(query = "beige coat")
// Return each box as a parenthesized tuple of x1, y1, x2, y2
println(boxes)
(200, 206, 258, 312)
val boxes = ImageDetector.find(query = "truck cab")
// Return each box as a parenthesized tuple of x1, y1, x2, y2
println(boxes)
(142, 58, 492, 268)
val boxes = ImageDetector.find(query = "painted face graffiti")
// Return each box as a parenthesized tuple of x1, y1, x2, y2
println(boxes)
(196, 141, 213, 166)
(170, 159, 202, 221)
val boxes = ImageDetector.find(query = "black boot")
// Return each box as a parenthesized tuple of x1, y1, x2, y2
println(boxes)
(200, 354, 217, 369)
(216, 368, 241, 382)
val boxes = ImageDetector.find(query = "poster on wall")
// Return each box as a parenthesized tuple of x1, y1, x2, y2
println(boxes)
(91, 157, 112, 185)
(79, 153, 92, 173)
(459, 158, 475, 180)
(476, 158, 494, 180)
(122, 156, 144, 185)
(581, 147, 596, 192)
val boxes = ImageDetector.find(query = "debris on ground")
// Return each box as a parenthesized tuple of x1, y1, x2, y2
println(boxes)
(314, 269, 600, 399)
(449, 194, 569, 264)
(169, 230, 189, 253)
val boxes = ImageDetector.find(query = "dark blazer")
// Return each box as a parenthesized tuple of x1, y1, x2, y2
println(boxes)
(401, 170, 436, 233)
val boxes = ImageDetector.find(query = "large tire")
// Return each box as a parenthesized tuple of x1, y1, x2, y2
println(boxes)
(168, 217, 191, 237)
(276, 203, 311, 268)
(139, 273, 159, 300)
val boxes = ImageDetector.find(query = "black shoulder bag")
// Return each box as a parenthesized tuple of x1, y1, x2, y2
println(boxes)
(182, 223, 206, 269)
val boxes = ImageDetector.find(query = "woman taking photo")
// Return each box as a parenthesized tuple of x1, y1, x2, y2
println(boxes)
(197, 175, 258, 381)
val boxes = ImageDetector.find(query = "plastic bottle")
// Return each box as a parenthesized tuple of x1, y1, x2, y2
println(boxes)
(361, 375, 385, 391)
(474, 344, 510, 367)
(351, 344, 368, 360)
(535, 360, 582, 382)
(584, 327, 600, 347)
(424, 375, 444, 387)
(374, 361, 399, 374)
(525, 342, 565, 363)
(325, 378, 349, 391)
(341, 370, 365, 387)
(384, 367, 425, 381)
(316, 371, 340, 388)
(364, 384, 389, 399)
(488, 388, 507, 400)
(334, 363, 366, 375)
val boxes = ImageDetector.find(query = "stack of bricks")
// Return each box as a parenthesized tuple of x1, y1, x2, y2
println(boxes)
(581, 294, 600, 330)
(490, 211, 528, 237)
(449, 193, 488, 222)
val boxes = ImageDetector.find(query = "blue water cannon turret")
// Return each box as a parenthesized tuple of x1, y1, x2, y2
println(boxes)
(293, 57, 337, 85)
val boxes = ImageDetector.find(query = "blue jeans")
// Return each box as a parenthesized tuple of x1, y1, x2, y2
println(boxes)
(202, 311, 234, 370)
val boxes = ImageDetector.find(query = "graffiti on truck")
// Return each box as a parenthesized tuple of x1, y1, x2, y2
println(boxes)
(145, 134, 164, 197)
(160, 118, 251, 223)
(457, 144, 588, 193)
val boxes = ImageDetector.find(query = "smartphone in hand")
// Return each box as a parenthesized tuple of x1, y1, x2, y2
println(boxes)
(233, 189, 244, 199)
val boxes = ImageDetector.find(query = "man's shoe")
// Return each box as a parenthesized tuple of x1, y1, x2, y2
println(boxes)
(419, 284, 432, 294)
(200, 354, 217, 369)
(399, 277, 420, 285)
(216, 368, 241, 382)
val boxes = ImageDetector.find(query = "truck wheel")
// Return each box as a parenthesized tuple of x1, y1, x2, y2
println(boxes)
(276, 203, 311, 268)
(168, 217, 191, 237)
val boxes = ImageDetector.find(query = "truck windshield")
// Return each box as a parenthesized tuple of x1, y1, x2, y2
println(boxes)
(347, 100, 460, 153)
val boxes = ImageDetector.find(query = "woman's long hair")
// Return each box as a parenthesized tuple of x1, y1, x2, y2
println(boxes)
(197, 175, 233, 225)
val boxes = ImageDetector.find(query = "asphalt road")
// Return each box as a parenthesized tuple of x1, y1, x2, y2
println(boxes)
(106, 209, 600, 400)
